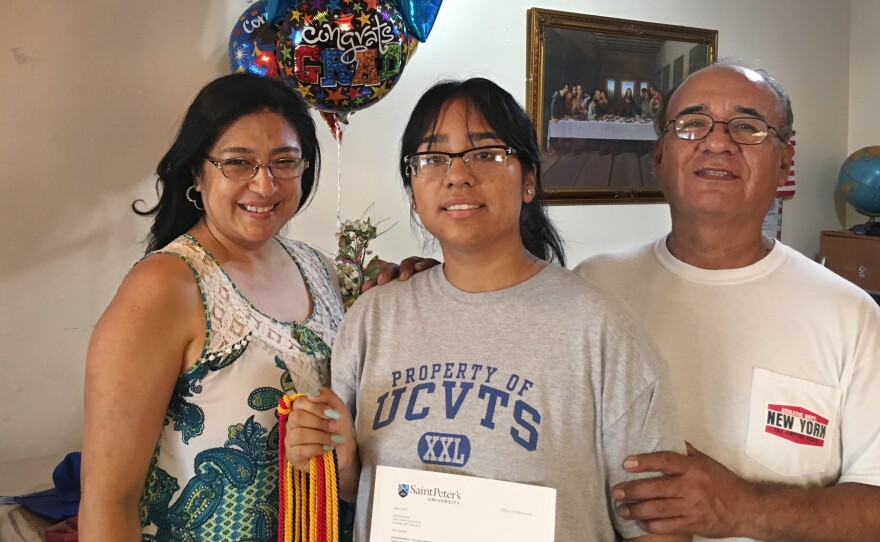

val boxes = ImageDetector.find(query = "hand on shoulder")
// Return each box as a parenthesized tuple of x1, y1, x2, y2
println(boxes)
(361, 256, 441, 292)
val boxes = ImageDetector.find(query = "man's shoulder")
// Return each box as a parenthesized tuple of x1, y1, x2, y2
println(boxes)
(573, 239, 658, 282)
(778, 243, 878, 303)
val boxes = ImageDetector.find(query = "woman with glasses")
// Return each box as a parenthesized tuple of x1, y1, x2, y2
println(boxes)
(80, 73, 344, 540)
(284, 78, 686, 542)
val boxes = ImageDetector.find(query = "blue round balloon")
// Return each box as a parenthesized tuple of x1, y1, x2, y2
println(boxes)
(839, 146, 880, 217)
(229, 1, 280, 78)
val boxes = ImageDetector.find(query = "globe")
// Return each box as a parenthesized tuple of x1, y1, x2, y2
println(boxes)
(839, 146, 880, 218)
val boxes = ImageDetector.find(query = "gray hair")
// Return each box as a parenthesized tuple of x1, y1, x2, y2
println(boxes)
(653, 60, 794, 142)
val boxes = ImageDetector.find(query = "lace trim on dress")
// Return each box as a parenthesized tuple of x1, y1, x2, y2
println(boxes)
(152, 235, 341, 377)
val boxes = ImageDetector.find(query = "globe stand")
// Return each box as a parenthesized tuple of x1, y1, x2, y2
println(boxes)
(850, 215, 880, 237)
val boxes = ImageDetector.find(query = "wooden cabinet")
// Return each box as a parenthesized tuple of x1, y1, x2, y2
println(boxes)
(819, 230, 880, 293)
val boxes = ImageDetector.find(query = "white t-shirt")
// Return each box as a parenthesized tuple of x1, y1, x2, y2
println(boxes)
(576, 236, 880, 542)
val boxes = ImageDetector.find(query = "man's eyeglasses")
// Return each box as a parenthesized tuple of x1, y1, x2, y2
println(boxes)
(205, 156, 309, 181)
(663, 113, 783, 145)
(404, 145, 517, 179)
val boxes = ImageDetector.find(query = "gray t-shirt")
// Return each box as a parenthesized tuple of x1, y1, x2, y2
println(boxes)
(333, 264, 682, 541)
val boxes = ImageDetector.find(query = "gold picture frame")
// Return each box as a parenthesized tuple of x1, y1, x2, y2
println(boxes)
(526, 8, 718, 204)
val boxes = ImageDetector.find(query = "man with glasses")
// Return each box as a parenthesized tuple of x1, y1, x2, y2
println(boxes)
(575, 63, 880, 541)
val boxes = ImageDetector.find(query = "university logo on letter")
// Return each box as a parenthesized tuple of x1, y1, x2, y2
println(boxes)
(398, 483, 410, 498)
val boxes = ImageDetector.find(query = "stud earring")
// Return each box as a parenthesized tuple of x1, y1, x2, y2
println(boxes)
(186, 186, 204, 211)
(526, 188, 533, 196)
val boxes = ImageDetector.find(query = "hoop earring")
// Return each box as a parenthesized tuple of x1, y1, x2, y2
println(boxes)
(186, 186, 204, 211)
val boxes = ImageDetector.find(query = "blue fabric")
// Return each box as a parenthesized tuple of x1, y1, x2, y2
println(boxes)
(12, 452, 80, 521)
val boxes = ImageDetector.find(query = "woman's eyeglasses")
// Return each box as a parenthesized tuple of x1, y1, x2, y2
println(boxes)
(404, 145, 517, 179)
(205, 156, 309, 181)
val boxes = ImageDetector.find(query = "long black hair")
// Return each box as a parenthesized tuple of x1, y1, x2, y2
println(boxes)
(398, 78, 566, 266)
(134, 73, 320, 253)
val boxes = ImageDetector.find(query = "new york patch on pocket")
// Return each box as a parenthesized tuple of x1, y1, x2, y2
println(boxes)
(745, 368, 841, 477)
(764, 404, 828, 447)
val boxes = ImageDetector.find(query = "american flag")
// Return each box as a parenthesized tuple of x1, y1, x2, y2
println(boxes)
(777, 135, 796, 198)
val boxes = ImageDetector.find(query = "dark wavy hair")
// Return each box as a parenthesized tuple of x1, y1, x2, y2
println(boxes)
(398, 78, 566, 266)
(134, 73, 320, 253)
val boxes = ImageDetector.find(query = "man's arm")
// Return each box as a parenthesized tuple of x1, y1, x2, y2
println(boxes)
(613, 443, 880, 542)
(626, 535, 690, 542)
(750, 481, 880, 542)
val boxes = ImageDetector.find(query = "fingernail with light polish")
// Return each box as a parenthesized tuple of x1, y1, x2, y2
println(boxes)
(331, 434, 346, 444)
(322, 445, 334, 452)
(619, 506, 630, 518)
(306, 390, 321, 397)
(324, 408, 341, 420)
(623, 457, 638, 469)
(612, 489, 625, 500)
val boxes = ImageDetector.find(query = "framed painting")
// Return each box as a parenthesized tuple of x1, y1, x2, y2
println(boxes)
(526, 8, 718, 204)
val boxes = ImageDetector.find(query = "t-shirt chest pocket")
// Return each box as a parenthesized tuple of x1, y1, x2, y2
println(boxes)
(745, 368, 841, 477)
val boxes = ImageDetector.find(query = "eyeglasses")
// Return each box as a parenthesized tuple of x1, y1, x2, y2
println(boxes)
(664, 113, 782, 145)
(404, 145, 517, 179)
(205, 155, 309, 181)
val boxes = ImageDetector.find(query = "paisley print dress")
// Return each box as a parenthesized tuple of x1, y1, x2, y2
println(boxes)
(138, 235, 343, 541)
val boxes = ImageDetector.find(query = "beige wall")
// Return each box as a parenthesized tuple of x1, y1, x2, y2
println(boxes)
(0, 0, 864, 461)
(846, 0, 880, 228)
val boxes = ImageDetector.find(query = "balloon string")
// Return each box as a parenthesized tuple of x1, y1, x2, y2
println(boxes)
(336, 135, 342, 231)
